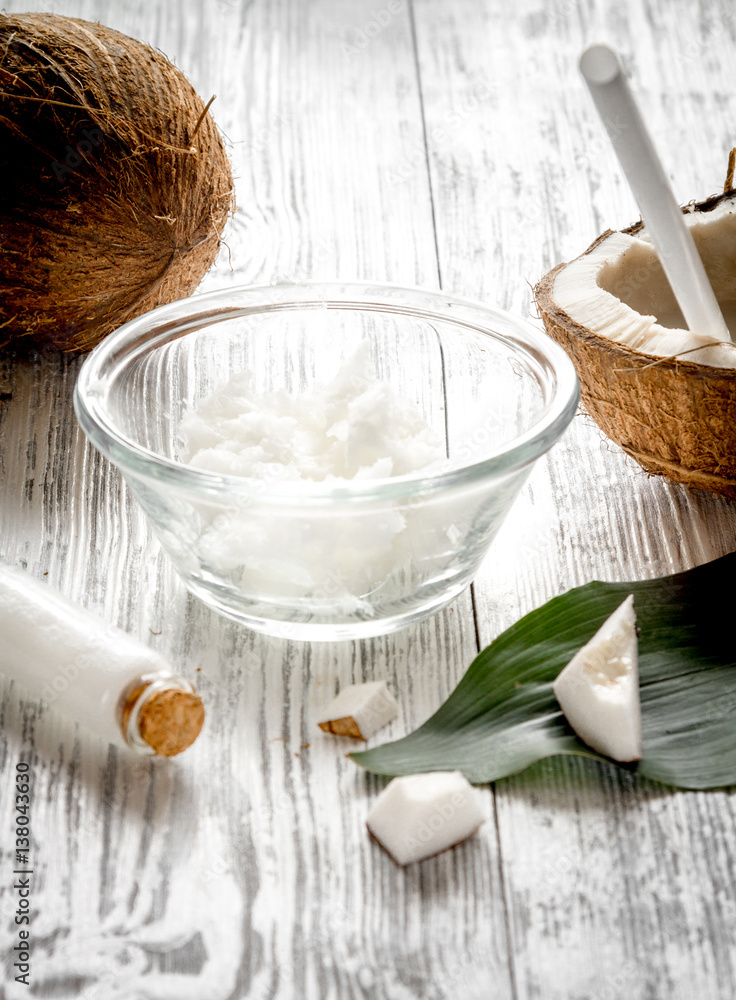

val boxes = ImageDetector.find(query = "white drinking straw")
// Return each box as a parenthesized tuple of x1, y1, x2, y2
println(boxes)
(580, 43, 731, 343)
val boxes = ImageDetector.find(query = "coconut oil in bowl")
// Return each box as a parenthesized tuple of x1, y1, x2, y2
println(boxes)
(74, 281, 579, 641)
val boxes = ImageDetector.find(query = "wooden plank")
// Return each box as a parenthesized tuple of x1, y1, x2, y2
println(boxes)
(0, 1, 516, 998)
(4, 0, 736, 997)
(411, 0, 736, 996)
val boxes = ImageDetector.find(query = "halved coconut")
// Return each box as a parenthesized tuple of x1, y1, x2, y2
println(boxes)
(534, 187, 736, 497)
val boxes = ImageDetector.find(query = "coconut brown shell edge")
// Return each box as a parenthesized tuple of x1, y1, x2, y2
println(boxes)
(534, 193, 736, 499)
(0, 12, 236, 353)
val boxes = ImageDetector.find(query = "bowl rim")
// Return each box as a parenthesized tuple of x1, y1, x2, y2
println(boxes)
(73, 279, 580, 503)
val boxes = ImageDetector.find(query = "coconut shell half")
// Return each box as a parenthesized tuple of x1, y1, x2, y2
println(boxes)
(534, 192, 736, 499)
(0, 13, 235, 353)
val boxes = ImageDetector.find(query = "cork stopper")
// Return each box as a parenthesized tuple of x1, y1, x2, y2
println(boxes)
(138, 688, 205, 757)
(118, 674, 205, 757)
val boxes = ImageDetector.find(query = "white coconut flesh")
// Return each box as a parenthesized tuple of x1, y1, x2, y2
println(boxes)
(552, 594, 642, 762)
(553, 197, 736, 367)
(317, 680, 398, 741)
(366, 771, 485, 866)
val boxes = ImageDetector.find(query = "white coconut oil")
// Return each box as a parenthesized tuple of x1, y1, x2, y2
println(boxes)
(182, 341, 446, 483)
(179, 343, 457, 618)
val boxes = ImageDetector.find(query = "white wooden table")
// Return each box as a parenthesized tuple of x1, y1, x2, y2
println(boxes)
(2, 1, 736, 997)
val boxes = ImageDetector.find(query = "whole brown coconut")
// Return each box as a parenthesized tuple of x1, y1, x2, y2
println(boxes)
(534, 188, 736, 500)
(0, 12, 235, 352)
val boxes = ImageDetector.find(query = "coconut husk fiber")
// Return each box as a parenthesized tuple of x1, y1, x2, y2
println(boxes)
(0, 12, 235, 352)
(535, 200, 736, 499)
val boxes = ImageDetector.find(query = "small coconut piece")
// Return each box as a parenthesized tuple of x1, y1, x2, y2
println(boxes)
(317, 680, 398, 740)
(366, 771, 485, 865)
(534, 186, 736, 498)
(553, 595, 642, 762)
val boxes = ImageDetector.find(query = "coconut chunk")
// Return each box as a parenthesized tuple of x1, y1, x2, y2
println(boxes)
(535, 189, 736, 497)
(552, 202, 736, 367)
(317, 680, 398, 740)
(553, 594, 642, 762)
(366, 771, 484, 865)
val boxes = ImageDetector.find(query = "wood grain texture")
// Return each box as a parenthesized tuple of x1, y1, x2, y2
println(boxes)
(412, 1, 736, 997)
(1, 2, 502, 999)
(1, 0, 736, 998)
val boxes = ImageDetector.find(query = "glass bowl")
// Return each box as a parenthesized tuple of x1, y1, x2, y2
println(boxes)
(74, 281, 579, 641)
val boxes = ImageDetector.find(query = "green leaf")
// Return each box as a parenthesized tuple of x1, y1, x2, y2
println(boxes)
(350, 553, 736, 790)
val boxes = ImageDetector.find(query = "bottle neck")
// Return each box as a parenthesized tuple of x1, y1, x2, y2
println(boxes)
(117, 673, 205, 756)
